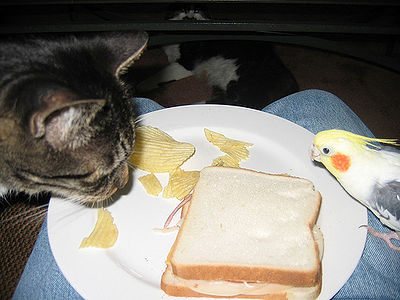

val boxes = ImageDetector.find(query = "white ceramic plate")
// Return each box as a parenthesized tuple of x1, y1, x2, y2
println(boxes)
(48, 105, 367, 300)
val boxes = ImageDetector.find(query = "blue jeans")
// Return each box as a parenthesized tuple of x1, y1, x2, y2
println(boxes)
(14, 90, 400, 299)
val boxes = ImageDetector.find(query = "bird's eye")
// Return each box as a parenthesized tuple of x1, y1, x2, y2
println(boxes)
(322, 147, 331, 155)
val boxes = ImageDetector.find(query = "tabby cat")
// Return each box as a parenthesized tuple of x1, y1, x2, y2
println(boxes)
(0, 31, 148, 204)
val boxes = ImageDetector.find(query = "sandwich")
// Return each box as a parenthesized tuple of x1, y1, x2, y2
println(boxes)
(161, 166, 323, 299)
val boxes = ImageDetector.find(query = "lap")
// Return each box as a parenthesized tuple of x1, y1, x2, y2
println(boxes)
(14, 90, 399, 299)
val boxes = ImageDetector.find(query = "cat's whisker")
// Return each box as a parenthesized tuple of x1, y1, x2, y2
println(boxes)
(101, 195, 115, 208)
(98, 198, 106, 208)
(0, 203, 48, 226)
(18, 208, 49, 231)
(0, 196, 12, 207)
(134, 115, 146, 124)
(91, 199, 99, 209)
(45, 202, 90, 235)
(63, 194, 87, 206)
(58, 195, 84, 207)
(127, 161, 136, 170)
(108, 195, 115, 206)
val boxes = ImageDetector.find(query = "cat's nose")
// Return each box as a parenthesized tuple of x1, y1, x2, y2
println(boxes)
(121, 164, 129, 188)
(105, 164, 129, 200)
(116, 164, 129, 189)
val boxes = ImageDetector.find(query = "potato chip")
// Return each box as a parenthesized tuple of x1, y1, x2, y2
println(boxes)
(163, 168, 200, 200)
(129, 126, 195, 173)
(204, 128, 252, 148)
(138, 173, 162, 196)
(204, 128, 253, 162)
(212, 155, 240, 168)
(80, 208, 118, 249)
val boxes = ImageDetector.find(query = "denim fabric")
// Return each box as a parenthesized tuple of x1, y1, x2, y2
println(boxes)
(14, 90, 400, 299)
(13, 217, 81, 300)
(132, 97, 164, 116)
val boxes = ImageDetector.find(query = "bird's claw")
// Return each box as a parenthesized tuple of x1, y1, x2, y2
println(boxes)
(360, 225, 400, 251)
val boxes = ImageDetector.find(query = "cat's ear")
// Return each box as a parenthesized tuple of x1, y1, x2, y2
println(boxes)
(30, 90, 106, 149)
(104, 31, 148, 79)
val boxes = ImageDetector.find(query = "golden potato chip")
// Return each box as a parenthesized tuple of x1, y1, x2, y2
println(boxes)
(204, 128, 253, 162)
(212, 155, 240, 168)
(80, 208, 118, 249)
(163, 168, 200, 200)
(204, 128, 252, 148)
(221, 146, 250, 162)
(138, 173, 162, 196)
(129, 126, 195, 173)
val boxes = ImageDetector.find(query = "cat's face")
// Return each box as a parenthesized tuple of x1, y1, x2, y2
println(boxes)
(0, 31, 148, 203)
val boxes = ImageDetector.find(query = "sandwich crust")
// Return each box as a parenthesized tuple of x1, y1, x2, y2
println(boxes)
(161, 265, 322, 299)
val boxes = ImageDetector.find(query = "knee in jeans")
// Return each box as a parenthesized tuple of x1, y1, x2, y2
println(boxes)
(300, 89, 344, 108)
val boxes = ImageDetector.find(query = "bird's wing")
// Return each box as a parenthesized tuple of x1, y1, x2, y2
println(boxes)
(369, 180, 400, 231)
(380, 146, 400, 167)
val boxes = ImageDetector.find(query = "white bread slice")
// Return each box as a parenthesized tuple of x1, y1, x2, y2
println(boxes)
(166, 167, 322, 289)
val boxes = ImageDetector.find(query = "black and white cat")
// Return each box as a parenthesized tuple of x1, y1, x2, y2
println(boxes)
(0, 31, 148, 204)
(137, 40, 299, 110)
(137, 8, 298, 109)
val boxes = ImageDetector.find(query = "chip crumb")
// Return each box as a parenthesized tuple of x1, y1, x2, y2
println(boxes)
(138, 173, 162, 196)
(79, 208, 118, 249)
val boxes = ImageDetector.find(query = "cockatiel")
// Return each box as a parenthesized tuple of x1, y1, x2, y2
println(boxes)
(310, 129, 400, 250)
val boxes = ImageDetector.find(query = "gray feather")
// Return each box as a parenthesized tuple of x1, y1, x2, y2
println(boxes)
(380, 145, 400, 154)
(369, 180, 400, 231)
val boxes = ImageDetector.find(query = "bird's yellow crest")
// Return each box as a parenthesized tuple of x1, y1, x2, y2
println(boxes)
(315, 129, 399, 150)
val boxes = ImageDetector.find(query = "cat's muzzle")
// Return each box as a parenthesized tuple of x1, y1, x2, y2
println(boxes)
(117, 164, 130, 189)
(95, 164, 129, 202)
(109, 164, 129, 195)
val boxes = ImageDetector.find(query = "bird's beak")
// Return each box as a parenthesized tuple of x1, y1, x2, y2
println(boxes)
(309, 143, 322, 162)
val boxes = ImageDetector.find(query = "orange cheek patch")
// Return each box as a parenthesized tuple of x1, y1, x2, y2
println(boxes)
(331, 153, 351, 172)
